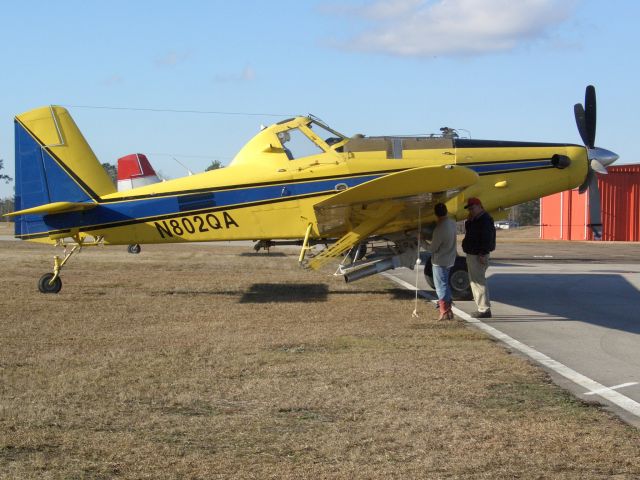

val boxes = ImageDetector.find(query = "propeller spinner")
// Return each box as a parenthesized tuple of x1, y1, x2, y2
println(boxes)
(574, 85, 619, 240)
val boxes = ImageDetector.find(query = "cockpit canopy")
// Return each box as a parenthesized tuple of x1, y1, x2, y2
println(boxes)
(229, 116, 348, 167)
(229, 115, 462, 168)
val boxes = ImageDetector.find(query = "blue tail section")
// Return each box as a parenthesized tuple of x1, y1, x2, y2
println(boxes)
(15, 121, 92, 237)
(14, 120, 95, 238)
(12, 105, 119, 239)
(15, 119, 95, 207)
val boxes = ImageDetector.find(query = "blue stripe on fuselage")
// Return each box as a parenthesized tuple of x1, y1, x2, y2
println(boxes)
(19, 173, 382, 236)
(469, 159, 551, 174)
(16, 159, 552, 237)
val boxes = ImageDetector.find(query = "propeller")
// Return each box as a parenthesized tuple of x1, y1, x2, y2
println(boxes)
(574, 85, 619, 240)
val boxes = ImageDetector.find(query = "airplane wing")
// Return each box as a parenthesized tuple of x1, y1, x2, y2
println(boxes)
(306, 165, 478, 269)
(316, 164, 477, 210)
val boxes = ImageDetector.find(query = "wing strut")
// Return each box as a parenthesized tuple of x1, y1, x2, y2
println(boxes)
(306, 203, 404, 271)
(298, 223, 314, 263)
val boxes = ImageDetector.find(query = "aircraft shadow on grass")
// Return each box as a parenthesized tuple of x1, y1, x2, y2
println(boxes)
(162, 285, 413, 303)
(239, 284, 415, 303)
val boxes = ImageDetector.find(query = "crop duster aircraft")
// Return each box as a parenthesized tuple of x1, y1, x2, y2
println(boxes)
(7, 86, 618, 294)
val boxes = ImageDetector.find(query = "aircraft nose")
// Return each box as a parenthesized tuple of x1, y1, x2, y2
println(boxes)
(588, 147, 619, 167)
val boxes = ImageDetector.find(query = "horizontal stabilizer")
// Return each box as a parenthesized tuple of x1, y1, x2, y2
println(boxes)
(5, 201, 97, 218)
(315, 164, 478, 209)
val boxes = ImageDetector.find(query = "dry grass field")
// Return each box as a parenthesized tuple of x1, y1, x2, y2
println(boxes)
(1, 235, 640, 479)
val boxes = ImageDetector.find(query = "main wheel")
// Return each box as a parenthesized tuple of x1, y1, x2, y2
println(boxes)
(450, 257, 472, 301)
(38, 273, 62, 294)
(423, 257, 435, 289)
(423, 256, 472, 301)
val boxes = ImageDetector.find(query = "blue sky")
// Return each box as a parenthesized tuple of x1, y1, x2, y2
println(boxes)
(1, 0, 639, 198)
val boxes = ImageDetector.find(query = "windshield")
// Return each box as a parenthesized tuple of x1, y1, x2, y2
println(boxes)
(308, 119, 346, 146)
(277, 128, 323, 160)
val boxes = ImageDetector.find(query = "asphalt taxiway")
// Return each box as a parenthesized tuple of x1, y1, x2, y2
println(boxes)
(387, 259, 640, 427)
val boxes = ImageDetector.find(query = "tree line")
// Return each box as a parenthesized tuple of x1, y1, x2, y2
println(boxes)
(0, 159, 13, 220)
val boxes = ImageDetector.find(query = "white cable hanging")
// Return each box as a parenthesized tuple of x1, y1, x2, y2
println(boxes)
(412, 206, 422, 318)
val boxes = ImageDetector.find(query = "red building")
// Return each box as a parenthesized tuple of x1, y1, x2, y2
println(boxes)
(540, 164, 640, 241)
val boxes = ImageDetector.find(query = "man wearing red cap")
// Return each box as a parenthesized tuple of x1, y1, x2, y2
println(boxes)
(461, 197, 496, 318)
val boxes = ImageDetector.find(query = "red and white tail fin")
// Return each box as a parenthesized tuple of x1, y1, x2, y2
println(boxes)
(117, 154, 161, 191)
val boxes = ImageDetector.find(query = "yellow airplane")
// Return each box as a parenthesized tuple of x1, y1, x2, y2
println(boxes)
(7, 86, 618, 295)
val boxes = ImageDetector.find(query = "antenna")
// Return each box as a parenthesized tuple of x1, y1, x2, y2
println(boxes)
(172, 157, 193, 176)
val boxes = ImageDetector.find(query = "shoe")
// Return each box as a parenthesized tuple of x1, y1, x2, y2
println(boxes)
(471, 309, 492, 319)
(444, 301, 454, 320)
(437, 300, 448, 321)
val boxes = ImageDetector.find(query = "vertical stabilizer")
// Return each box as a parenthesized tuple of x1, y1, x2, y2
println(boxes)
(15, 106, 116, 204)
(13, 106, 116, 237)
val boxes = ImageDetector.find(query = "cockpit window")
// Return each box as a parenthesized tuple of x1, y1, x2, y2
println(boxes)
(277, 128, 323, 160)
(308, 120, 346, 146)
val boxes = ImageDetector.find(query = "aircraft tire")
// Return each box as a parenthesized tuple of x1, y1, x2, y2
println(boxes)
(423, 256, 473, 301)
(423, 258, 436, 289)
(128, 244, 142, 254)
(449, 257, 472, 301)
(38, 273, 62, 294)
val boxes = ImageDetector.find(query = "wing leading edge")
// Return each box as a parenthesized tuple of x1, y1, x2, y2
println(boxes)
(315, 164, 477, 210)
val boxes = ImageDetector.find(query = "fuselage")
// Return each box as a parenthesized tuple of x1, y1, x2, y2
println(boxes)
(15, 114, 588, 245)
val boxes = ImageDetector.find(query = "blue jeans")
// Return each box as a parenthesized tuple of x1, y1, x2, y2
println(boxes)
(432, 264, 452, 303)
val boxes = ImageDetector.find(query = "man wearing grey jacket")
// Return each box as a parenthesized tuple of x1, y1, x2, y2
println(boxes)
(430, 203, 458, 320)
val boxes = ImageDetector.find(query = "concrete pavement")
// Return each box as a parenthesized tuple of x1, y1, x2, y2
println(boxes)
(386, 260, 640, 427)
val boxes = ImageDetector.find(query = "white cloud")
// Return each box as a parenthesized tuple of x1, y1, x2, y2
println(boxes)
(155, 50, 192, 67)
(241, 65, 256, 81)
(326, 0, 580, 57)
(214, 65, 256, 83)
(102, 74, 124, 86)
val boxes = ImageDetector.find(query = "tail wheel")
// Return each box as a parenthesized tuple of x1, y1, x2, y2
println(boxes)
(128, 244, 142, 254)
(38, 273, 62, 294)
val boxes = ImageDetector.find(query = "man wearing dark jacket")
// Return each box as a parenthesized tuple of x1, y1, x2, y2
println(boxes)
(462, 197, 496, 318)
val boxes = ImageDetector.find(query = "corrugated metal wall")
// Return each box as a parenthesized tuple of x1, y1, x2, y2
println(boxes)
(600, 165, 640, 241)
(540, 189, 590, 240)
(541, 164, 640, 241)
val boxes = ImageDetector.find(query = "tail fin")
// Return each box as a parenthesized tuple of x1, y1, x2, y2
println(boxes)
(12, 106, 116, 238)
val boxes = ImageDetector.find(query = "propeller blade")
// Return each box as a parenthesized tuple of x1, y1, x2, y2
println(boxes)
(574, 103, 589, 146)
(587, 172, 602, 240)
(578, 168, 592, 194)
(585, 85, 597, 148)
(590, 159, 608, 175)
